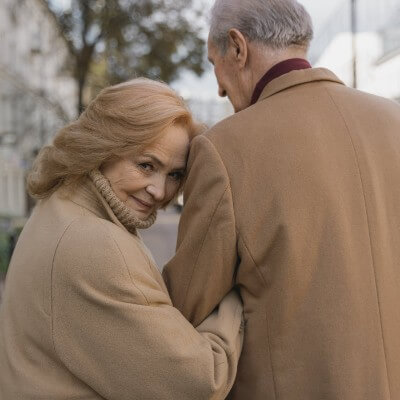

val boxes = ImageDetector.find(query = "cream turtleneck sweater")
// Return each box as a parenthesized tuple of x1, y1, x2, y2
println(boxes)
(89, 169, 157, 233)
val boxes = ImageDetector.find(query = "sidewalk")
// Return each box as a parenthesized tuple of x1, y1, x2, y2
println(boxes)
(139, 207, 180, 271)
(0, 279, 4, 304)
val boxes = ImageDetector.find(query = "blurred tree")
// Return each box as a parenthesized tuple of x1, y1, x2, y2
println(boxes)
(47, 0, 206, 114)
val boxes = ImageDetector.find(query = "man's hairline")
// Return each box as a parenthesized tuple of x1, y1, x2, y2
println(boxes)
(208, 32, 310, 58)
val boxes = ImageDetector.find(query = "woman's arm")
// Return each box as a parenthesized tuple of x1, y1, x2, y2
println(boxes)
(51, 218, 243, 400)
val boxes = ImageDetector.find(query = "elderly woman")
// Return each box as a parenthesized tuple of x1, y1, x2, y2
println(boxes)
(0, 79, 243, 399)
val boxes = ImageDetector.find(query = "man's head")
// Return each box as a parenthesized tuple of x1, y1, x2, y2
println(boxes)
(208, 0, 313, 112)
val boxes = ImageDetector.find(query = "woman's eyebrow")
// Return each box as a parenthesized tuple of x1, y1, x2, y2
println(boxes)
(142, 154, 165, 167)
(172, 166, 186, 172)
(142, 154, 186, 170)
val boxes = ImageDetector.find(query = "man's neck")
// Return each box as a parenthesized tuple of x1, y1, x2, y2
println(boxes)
(248, 44, 308, 91)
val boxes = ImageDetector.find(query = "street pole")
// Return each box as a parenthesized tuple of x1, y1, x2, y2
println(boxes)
(351, 0, 357, 89)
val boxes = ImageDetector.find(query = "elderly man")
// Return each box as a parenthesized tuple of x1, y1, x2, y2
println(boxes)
(164, 0, 400, 398)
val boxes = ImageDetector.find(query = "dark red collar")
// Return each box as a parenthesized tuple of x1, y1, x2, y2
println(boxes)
(250, 58, 312, 106)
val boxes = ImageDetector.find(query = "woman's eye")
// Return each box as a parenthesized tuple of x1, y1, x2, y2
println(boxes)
(169, 171, 184, 181)
(139, 163, 152, 171)
(138, 163, 153, 172)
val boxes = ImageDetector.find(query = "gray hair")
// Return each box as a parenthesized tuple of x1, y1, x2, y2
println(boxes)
(209, 0, 314, 53)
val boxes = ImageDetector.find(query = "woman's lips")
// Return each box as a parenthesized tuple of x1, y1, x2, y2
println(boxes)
(130, 196, 154, 210)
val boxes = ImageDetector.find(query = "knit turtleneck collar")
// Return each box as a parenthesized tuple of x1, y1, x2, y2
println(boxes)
(89, 169, 157, 232)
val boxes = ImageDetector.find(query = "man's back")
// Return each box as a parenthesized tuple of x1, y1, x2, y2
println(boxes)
(164, 68, 400, 399)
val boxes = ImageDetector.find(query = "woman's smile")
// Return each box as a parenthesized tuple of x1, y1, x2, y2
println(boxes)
(130, 195, 154, 210)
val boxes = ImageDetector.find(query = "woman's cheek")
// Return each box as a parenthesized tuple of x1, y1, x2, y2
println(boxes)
(165, 184, 178, 203)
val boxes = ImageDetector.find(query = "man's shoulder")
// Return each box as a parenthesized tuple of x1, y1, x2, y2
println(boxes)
(332, 84, 400, 109)
(324, 84, 400, 129)
(203, 104, 269, 148)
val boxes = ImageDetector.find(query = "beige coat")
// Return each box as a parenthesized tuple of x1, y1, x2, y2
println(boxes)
(0, 181, 243, 399)
(164, 68, 400, 399)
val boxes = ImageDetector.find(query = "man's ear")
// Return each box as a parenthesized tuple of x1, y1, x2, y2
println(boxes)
(227, 29, 248, 68)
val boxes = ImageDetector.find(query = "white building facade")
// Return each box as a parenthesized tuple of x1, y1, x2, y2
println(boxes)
(0, 0, 77, 217)
(310, 0, 400, 102)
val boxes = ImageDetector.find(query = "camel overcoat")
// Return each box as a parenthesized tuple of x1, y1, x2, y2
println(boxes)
(164, 68, 400, 399)
(0, 181, 243, 399)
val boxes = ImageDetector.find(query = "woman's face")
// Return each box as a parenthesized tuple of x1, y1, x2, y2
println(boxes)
(102, 124, 190, 220)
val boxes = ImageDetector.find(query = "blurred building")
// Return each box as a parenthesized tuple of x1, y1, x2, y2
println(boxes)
(310, 0, 400, 102)
(0, 0, 77, 217)
(187, 97, 233, 128)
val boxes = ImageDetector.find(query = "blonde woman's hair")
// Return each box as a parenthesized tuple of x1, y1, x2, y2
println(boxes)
(28, 78, 201, 199)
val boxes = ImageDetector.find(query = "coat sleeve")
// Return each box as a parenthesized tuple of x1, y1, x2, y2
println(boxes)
(51, 218, 243, 400)
(163, 134, 238, 326)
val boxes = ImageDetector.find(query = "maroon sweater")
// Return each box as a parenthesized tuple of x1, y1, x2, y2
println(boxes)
(250, 58, 311, 106)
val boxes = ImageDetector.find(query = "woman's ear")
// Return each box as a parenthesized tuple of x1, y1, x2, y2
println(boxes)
(227, 28, 248, 69)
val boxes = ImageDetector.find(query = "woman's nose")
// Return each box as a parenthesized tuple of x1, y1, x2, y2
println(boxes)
(218, 86, 227, 98)
(146, 176, 166, 202)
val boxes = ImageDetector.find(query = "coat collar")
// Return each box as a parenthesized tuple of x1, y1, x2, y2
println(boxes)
(250, 58, 312, 106)
(60, 178, 132, 235)
(256, 67, 344, 103)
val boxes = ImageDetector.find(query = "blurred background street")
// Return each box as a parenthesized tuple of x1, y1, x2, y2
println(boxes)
(1, 0, 400, 302)
(139, 207, 180, 271)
